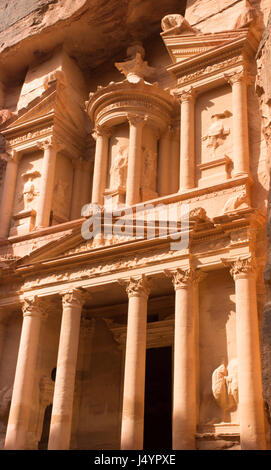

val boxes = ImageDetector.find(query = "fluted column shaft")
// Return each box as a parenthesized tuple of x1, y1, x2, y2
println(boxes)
(226, 71, 250, 176)
(179, 89, 195, 191)
(126, 116, 144, 206)
(230, 258, 266, 449)
(5, 297, 44, 449)
(0, 151, 20, 238)
(121, 276, 150, 450)
(91, 127, 110, 205)
(170, 268, 199, 449)
(36, 138, 57, 228)
(48, 289, 85, 450)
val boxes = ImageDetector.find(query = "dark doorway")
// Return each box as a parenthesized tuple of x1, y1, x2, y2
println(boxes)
(144, 346, 172, 449)
(38, 404, 52, 450)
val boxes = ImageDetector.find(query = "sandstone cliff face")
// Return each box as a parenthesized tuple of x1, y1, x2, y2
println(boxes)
(0, 0, 185, 82)
(257, 10, 271, 425)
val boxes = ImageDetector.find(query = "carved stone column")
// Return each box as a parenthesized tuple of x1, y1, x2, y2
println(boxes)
(225, 71, 250, 176)
(91, 126, 111, 205)
(178, 88, 195, 191)
(169, 267, 199, 449)
(48, 289, 85, 450)
(121, 276, 150, 450)
(229, 258, 266, 449)
(158, 126, 172, 197)
(0, 151, 20, 238)
(126, 115, 145, 206)
(36, 137, 57, 228)
(5, 297, 45, 449)
(70, 157, 84, 220)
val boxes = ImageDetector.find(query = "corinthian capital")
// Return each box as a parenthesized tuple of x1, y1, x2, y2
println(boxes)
(37, 136, 53, 151)
(61, 288, 86, 308)
(224, 69, 253, 86)
(177, 87, 195, 103)
(92, 125, 111, 140)
(127, 114, 146, 128)
(121, 275, 151, 298)
(165, 267, 204, 289)
(22, 296, 46, 318)
(222, 256, 256, 280)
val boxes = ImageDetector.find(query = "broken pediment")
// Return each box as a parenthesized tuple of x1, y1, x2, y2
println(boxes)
(3, 87, 56, 129)
(161, 24, 253, 66)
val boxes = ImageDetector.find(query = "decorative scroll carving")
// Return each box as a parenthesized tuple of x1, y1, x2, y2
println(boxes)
(178, 56, 243, 85)
(109, 145, 128, 191)
(115, 44, 155, 82)
(61, 288, 86, 308)
(202, 111, 231, 157)
(212, 358, 238, 416)
(120, 275, 151, 298)
(7, 127, 54, 146)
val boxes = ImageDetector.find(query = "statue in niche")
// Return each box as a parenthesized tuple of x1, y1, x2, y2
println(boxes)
(142, 147, 157, 191)
(202, 110, 231, 157)
(19, 170, 40, 211)
(212, 358, 238, 422)
(109, 145, 128, 191)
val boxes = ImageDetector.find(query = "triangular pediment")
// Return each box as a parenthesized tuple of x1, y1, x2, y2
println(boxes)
(162, 28, 249, 65)
(15, 222, 137, 268)
(4, 88, 56, 130)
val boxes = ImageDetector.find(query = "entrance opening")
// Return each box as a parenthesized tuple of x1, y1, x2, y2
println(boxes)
(144, 346, 172, 449)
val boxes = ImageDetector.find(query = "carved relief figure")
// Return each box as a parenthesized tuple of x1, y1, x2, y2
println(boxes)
(202, 111, 231, 157)
(19, 170, 40, 211)
(142, 147, 157, 191)
(109, 145, 128, 191)
(53, 179, 69, 217)
(212, 358, 238, 421)
(223, 189, 249, 213)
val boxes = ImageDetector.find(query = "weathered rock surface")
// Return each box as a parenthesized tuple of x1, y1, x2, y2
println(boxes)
(0, 0, 185, 82)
